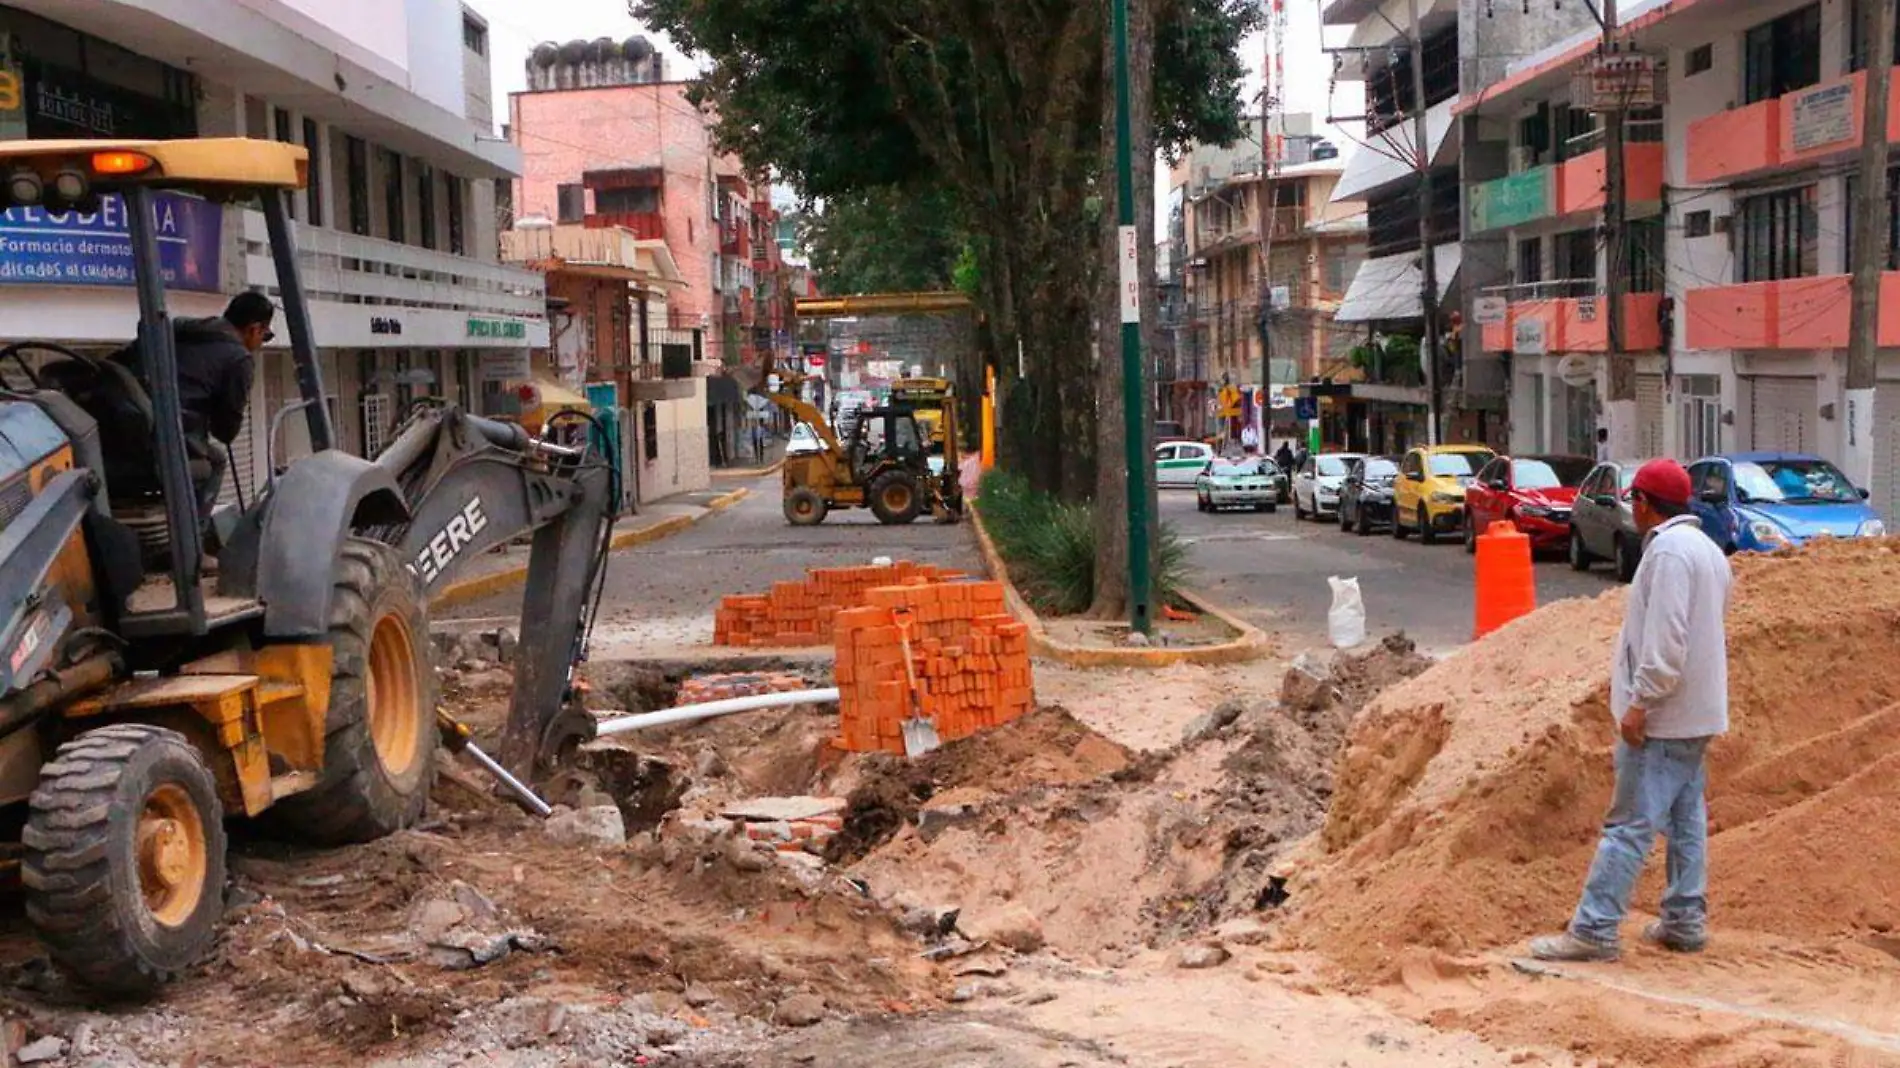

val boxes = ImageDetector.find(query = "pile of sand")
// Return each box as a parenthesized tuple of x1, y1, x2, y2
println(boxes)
(1287, 539, 1900, 979)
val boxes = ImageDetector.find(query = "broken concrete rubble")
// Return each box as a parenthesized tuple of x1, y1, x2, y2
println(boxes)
(541, 804, 628, 847)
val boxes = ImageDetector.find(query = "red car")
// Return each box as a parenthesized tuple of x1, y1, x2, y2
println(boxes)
(1464, 454, 1595, 552)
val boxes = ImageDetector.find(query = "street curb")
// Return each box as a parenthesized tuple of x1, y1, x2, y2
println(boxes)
(430, 488, 750, 610)
(712, 459, 784, 480)
(966, 501, 1270, 668)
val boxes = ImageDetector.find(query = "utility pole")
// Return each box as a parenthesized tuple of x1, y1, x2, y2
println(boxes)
(1112, 0, 1153, 635)
(1408, 0, 1442, 445)
(1845, 0, 1895, 492)
(1600, 0, 1635, 459)
(1258, 23, 1277, 455)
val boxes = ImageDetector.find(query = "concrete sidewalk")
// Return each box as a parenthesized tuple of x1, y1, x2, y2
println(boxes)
(430, 485, 750, 610)
(713, 440, 786, 480)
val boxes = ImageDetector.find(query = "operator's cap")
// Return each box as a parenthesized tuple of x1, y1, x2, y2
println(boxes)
(1630, 458, 1692, 506)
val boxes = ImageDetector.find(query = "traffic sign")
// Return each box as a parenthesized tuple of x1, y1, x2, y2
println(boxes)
(1294, 396, 1318, 421)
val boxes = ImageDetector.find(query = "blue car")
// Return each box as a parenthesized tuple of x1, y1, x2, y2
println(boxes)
(1685, 453, 1884, 553)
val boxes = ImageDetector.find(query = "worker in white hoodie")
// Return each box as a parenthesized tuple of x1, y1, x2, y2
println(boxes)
(1531, 458, 1732, 962)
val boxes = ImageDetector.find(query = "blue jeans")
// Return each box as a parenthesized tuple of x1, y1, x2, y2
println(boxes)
(1569, 736, 1711, 945)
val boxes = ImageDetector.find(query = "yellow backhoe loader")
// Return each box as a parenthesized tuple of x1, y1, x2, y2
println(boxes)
(0, 139, 617, 996)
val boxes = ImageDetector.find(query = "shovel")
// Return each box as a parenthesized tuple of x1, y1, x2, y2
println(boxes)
(891, 607, 941, 757)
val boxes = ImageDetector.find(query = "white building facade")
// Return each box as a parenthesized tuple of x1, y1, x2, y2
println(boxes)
(0, 0, 546, 506)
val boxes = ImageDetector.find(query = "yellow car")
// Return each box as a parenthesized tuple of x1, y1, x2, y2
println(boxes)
(1391, 444, 1497, 544)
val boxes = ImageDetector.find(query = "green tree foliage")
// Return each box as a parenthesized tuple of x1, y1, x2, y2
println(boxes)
(800, 185, 963, 296)
(636, 0, 1256, 504)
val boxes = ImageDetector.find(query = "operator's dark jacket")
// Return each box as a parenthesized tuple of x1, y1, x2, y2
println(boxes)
(120, 318, 254, 445)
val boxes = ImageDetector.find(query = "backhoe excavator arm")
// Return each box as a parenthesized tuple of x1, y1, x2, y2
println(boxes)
(364, 406, 618, 772)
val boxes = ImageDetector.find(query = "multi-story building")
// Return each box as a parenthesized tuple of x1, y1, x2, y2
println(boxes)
(510, 44, 791, 372)
(1323, 0, 1598, 453)
(1459, 0, 1900, 520)
(1324, 0, 1464, 451)
(1174, 114, 1363, 444)
(0, 0, 544, 506)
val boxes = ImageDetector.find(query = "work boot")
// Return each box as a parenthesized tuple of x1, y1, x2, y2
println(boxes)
(1640, 921, 1706, 953)
(1528, 932, 1620, 962)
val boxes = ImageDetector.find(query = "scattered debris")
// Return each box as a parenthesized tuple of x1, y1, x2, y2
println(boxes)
(775, 993, 827, 1028)
(541, 804, 629, 847)
(958, 903, 1046, 954)
(1174, 942, 1232, 970)
(14, 1036, 65, 1064)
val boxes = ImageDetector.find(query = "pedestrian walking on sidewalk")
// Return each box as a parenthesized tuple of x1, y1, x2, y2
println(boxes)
(1531, 459, 1732, 963)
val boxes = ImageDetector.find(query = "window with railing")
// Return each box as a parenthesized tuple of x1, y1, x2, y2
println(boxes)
(1554, 229, 1597, 285)
(1367, 23, 1458, 130)
(1847, 0, 1900, 73)
(1624, 218, 1665, 294)
(1739, 185, 1818, 281)
(382, 149, 405, 245)
(346, 136, 370, 236)
(447, 175, 466, 256)
(1744, 4, 1821, 105)
(1516, 235, 1543, 285)
(303, 118, 324, 228)
(1365, 176, 1460, 257)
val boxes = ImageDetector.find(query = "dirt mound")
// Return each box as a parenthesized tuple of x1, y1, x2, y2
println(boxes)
(827, 706, 1133, 862)
(1286, 539, 1900, 979)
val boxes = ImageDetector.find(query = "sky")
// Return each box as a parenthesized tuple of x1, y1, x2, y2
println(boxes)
(475, 0, 1365, 232)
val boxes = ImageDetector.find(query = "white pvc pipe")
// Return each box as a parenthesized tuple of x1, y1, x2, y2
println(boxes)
(593, 687, 842, 738)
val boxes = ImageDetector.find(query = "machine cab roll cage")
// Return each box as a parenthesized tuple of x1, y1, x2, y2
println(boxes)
(0, 138, 327, 637)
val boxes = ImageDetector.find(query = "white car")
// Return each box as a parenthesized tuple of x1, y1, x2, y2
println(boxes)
(787, 422, 824, 455)
(1156, 441, 1216, 486)
(1292, 452, 1365, 521)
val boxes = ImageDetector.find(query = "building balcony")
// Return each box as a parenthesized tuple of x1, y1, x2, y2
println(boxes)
(1468, 144, 1664, 234)
(1479, 285, 1663, 354)
(242, 212, 547, 349)
(1688, 68, 1900, 185)
(1683, 273, 1900, 350)
(583, 212, 664, 240)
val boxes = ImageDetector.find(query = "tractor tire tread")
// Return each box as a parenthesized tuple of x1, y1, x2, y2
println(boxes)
(268, 537, 437, 846)
(868, 471, 925, 525)
(22, 724, 226, 997)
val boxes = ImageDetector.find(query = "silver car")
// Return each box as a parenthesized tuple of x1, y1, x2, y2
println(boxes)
(1568, 459, 1645, 582)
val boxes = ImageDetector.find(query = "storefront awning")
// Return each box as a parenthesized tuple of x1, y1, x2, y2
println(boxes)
(1331, 99, 1459, 203)
(1334, 244, 1462, 324)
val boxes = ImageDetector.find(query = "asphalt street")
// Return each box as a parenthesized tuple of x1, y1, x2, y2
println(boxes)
(444, 472, 1616, 659)
(443, 473, 985, 656)
(1163, 486, 1618, 655)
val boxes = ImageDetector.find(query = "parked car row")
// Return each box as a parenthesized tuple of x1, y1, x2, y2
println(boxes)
(1179, 439, 1889, 584)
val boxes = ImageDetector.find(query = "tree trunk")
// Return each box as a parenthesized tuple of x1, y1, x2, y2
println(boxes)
(1089, 0, 1159, 620)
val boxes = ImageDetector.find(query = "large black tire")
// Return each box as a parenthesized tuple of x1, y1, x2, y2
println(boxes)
(1293, 493, 1308, 521)
(1417, 506, 1437, 545)
(868, 471, 924, 525)
(1569, 527, 1594, 571)
(784, 486, 828, 526)
(273, 538, 437, 845)
(23, 724, 227, 997)
(1464, 516, 1478, 555)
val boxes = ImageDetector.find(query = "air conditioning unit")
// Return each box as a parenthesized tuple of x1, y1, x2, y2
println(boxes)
(1509, 147, 1538, 174)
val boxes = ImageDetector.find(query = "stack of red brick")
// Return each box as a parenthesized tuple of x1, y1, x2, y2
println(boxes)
(676, 672, 811, 705)
(713, 561, 964, 647)
(833, 580, 1033, 754)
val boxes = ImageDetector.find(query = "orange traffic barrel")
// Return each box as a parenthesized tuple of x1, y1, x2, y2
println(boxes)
(1474, 520, 1536, 639)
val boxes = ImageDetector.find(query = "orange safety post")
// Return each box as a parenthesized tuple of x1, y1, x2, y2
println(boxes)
(1474, 520, 1536, 639)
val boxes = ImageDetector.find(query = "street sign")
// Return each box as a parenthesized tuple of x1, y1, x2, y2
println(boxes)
(1573, 52, 1663, 111)
(1513, 319, 1548, 356)
(1556, 353, 1595, 388)
(1294, 396, 1318, 421)
(1217, 384, 1242, 418)
(1473, 295, 1508, 326)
